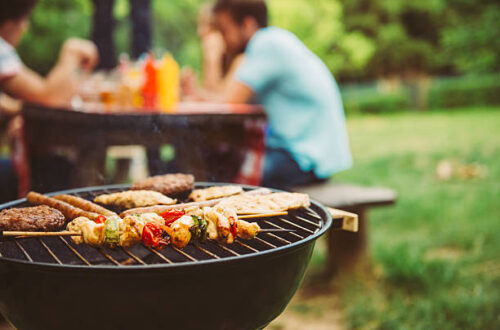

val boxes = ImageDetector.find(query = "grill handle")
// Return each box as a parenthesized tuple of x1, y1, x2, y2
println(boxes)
(327, 207, 358, 232)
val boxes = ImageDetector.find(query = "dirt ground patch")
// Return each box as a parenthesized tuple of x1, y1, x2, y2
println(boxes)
(267, 287, 344, 330)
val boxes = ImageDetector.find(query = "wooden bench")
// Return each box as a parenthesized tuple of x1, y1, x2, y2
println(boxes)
(293, 182, 397, 275)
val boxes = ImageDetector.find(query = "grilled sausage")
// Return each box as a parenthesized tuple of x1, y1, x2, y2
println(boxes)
(26, 192, 100, 221)
(53, 194, 116, 216)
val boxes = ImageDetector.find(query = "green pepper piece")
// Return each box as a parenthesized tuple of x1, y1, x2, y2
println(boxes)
(105, 216, 120, 248)
(190, 215, 200, 241)
(199, 218, 208, 242)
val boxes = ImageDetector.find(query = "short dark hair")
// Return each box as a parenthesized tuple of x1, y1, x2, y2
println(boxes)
(214, 0, 268, 28)
(0, 0, 38, 25)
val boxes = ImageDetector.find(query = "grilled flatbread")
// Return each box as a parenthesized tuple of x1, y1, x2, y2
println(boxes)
(216, 192, 310, 214)
(189, 185, 244, 202)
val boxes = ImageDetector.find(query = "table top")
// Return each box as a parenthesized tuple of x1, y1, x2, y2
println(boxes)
(22, 102, 265, 128)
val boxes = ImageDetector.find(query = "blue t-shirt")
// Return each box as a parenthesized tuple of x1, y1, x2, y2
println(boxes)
(236, 27, 352, 178)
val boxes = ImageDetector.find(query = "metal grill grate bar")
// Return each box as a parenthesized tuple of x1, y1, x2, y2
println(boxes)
(277, 217, 315, 234)
(98, 249, 121, 266)
(263, 220, 304, 239)
(304, 208, 322, 220)
(253, 236, 277, 248)
(265, 232, 292, 244)
(122, 248, 146, 265)
(235, 240, 259, 252)
(39, 238, 62, 265)
(294, 215, 321, 228)
(59, 237, 92, 266)
(213, 242, 240, 256)
(172, 246, 197, 261)
(146, 247, 173, 264)
(194, 244, 220, 259)
(15, 241, 32, 262)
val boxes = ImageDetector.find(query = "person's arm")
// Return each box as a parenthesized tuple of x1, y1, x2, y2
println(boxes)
(201, 32, 225, 91)
(0, 38, 98, 107)
(182, 55, 254, 103)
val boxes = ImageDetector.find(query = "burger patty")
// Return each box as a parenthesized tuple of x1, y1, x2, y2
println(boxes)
(0, 205, 66, 231)
(131, 173, 195, 197)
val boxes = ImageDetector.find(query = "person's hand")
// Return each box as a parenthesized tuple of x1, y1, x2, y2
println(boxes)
(202, 32, 225, 64)
(180, 67, 199, 97)
(60, 38, 99, 72)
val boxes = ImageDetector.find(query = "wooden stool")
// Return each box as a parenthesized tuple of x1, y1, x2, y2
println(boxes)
(293, 182, 397, 275)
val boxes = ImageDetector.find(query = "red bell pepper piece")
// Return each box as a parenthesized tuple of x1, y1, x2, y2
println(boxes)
(142, 222, 169, 249)
(95, 215, 106, 224)
(160, 209, 185, 226)
(229, 216, 237, 239)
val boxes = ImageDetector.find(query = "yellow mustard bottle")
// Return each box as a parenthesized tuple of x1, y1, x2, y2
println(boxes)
(157, 54, 180, 113)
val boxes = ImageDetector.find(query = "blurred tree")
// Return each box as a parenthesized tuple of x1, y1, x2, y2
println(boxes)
(441, 1, 500, 74)
(342, 0, 447, 80)
(268, 0, 375, 79)
(17, 0, 92, 74)
(343, 0, 499, 80)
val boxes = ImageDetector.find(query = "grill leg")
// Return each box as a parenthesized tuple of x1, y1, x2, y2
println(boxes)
(326, 207, 369, 275)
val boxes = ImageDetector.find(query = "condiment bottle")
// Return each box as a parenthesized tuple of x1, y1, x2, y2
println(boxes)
(141, 54, 157, 110)
(157, 53, 179, 113)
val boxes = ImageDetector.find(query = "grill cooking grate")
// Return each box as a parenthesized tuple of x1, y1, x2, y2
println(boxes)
(0, 185, 330, 267)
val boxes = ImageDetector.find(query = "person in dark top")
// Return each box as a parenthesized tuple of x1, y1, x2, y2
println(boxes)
(91, 0, 152, 69)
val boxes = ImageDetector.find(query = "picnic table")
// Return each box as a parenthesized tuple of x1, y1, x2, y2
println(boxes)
(21, 103, 265, 192)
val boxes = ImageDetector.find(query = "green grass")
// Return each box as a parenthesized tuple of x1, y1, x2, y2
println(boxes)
(307, 107, 500, 329)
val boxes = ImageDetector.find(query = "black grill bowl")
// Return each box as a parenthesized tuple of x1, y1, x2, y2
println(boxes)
(0, 184, 332, 330)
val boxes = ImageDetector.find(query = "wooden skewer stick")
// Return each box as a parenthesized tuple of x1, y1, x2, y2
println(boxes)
(2, 231, 81, 238)
(238, 211, 288, 219)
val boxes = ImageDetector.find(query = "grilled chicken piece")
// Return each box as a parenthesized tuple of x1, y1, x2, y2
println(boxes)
(201, 207, 234, 244)
(203, 207, 221, 241)
(94, 190, 176, 209)
(167, 215, 194, 248)
(184, 206, 203, 217)
(236, 220, 260, 239)
(67, 217, 105, 247)
(120, 213, 165, 247)
(189, 185, 243, 202)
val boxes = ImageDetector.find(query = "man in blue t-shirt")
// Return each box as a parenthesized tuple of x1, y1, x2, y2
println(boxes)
(210, 0, 352, 189)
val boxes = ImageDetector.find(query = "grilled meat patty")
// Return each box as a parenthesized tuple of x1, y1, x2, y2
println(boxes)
(131, 173, 194, 197)
(0, 205, 65, 231)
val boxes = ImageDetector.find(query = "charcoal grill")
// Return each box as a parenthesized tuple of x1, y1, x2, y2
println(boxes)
(0, 183, 333, 330)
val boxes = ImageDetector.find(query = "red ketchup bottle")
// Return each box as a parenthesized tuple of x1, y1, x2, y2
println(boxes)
(141, 54, 157, 110)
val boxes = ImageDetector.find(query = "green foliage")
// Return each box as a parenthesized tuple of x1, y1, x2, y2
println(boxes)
(428, 74, 500, 108)
(268, 0, 375, 76)
(151, 0, 204, 70)
(17, 0, 92, 74)
(13, 0, 500, 81)
(343, 0, 500, 79)
(441, 2, 500, 74)
(342, 87, 410, 114)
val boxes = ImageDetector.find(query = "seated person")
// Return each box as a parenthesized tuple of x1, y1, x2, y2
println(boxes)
(182, 2, 244, 99)
(0, 0, 98, 201)
(184, 0, 352, 189)
(0, 0, 98, 106)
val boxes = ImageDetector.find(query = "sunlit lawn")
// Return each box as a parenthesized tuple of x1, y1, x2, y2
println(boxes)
(272, 107, 500, 329)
